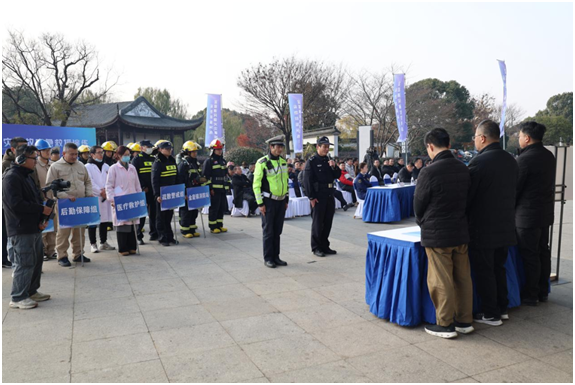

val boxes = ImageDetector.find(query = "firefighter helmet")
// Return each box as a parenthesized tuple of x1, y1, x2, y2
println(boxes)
(102, 141, 118, 151)
(154, 139, 169, 148)
(128, 143, 141, 152)
(183, 141, 201, 152)
(209, 139, 224, 150)
(78, 145, 90, 153)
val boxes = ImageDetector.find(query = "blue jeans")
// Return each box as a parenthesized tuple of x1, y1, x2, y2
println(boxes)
(10, 233, 44, 302)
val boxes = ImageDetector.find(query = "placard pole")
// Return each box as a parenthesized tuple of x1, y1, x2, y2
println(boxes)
(200, 210, 207, 238)
(133, 223, 140, 255)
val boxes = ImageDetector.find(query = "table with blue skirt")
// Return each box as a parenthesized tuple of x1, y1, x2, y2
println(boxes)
(365, 226, 527, 327)
(362, 185, 416, 223)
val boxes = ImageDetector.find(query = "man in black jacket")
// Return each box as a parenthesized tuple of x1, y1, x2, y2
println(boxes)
(468, 120, 518, 325)
(370, 159, 384, 185)
(380, 159, 395, 178)
(2, 145, 53, 309)
(132, 140, 158, 244)
(412, 158, 423, 180)
(397, 162, 414, 183)
(414, 128, 472, 339)
(231, 166, 257, 215)
(152, 141, 181, 246)
(515, 121, 556, 306)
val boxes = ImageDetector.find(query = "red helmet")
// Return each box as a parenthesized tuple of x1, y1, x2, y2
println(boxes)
(209, 139, 224, 150)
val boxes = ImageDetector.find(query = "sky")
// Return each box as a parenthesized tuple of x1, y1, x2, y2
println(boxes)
(3, 1, 573, 119)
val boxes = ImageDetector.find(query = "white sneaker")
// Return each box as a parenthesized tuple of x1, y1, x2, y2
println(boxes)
(99, 242, 116, 251)
(30, 292, 51, 302)
(9, 298, 38, 309)
(91, 244, 99, 253)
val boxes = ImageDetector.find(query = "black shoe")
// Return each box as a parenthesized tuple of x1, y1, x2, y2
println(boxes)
(343, 203, 349, 211)
(425, 323, 457, 339)
(170, 240, 179, 245)
(48, 253, 57, 260)
(265, 260, 276, 268)
(538, 295, 549, 303)
(138, 239, 145, 246)
(161, 242, 170, 247)
(73, 255, 91, 263)
(522, 297, 539, 307)
(324, 248, 337, 255)
(454, 321, 475, 334)
(275, 258, 288, 267)
(149, 236, 158, 241)
(313, 249, 326, 257)
(2, 261, 12, 268)
(473, 313, 502, 326)
(58, 257, 71, 267)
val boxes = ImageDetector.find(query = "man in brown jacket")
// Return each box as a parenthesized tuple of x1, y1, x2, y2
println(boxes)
(45, 143, 93, 267)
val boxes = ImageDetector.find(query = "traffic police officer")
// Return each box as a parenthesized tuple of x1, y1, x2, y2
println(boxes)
(178, 141, 203, 238)
(303, 136, 341, 257)
(202, 139, 228, 234)
(152, 140, 181, 246)
(131, 140, 158, 244)
(253, 135, 289, 268)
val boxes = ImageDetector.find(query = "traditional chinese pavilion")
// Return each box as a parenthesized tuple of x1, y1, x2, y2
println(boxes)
(65, 96, 203, 148)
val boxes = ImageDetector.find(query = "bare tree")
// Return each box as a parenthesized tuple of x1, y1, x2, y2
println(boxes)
(2, 30, 117, 126)
(237, 56, 347, 154)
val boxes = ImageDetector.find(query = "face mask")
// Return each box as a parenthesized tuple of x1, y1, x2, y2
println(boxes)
(145, 148, 153, 155)
(94, 158, 103, 162)
(121, 156, 131, 163)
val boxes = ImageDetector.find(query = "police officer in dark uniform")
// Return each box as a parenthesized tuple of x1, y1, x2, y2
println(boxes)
(177, 141, 203, 238)
(131, 140, 158, 244)
(252, 135, 289, 268)
(202, 139, 228, 233)
(152, 140, 181, 246)
(303, 136, 341, 257)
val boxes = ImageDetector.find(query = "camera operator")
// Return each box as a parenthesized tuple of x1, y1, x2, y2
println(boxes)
(45, 142, 93, 267)
(2, 145, 53, 309)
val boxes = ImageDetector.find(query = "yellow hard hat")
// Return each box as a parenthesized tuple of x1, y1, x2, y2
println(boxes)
(128, 143, 141, 152)
(78, 145, 90, 153)
(126, 142, 134, 149)
(155, 139, 168, 148)
(183, 140, 201, 152)
(102, 141, 118, 151)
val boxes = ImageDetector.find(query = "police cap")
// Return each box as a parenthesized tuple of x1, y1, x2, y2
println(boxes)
(140, 140, 154, 148)
(266, 135, 285, 146)
(316, 136, 333, 146)
(158, 141, 173, 149)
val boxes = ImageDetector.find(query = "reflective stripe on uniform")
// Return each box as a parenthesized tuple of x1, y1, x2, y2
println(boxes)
(161, 171, 177, 177)
(212, 165, 224, 169)
(216, 219, 223, 223)
(180, 225, 190, 230)
(208, 220, 217, 225)
(212, 184, 224, 189)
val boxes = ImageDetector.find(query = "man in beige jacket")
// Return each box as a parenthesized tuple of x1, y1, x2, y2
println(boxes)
(45, 143, 93, 267)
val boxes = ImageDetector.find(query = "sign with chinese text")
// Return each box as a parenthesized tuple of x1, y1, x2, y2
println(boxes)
(393, 74, 408, 143)
(187, 186, 211, 210)
(205, 94, 222, 148)
(2, 124, 96, 154)
(160, 184, 186, 211)
(57, 197, 100, 228)
(114, 192, 148, 221)
(288, 94, 304, 154)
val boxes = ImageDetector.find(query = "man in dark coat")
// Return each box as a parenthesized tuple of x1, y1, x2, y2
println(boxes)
(380, 159, 395, 178)
(414, 128, 472, 339)
(231, 166, 257, 214)
(397, 162, 414, 183)
(467, 120, 518, 325)
(412, 158, 423, 180)
(370, 159, 384, 185)
(515, 121, 556, 306)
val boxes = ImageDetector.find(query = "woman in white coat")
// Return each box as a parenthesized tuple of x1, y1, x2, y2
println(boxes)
(105, 145, 142, 255)
(85, 145, 115, 253)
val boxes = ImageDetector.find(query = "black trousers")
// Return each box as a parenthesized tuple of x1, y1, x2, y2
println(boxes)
(469, 246, 509, 318)
(156, 202, 175, 243)
(517, 226, 551, 300)
(333, 190, 348, 207)
(138, 189, 158, 240)
(117, 227, 137, 253)
(179, 207, 199, 235)
(311, 192, 336, 252)
(88, 222, 111, 245)
(261, 198, 286, 263)
(341, 185, 357, 203)
(209, 191, 227, 230)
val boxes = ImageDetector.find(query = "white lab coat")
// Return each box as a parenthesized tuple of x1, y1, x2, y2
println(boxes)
(85, 162, 113, 223)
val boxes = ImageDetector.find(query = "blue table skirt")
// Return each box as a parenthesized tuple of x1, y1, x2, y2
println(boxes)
(365, 234, 525, 326)
(363, 185, 416, 223)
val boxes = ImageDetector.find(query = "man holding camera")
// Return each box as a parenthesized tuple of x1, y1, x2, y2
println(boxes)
(46, 143, 93, 267)
(2, 145, 53, 309)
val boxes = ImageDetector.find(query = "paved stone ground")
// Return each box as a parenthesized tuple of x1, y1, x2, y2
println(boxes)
(2, 202, 573, 383)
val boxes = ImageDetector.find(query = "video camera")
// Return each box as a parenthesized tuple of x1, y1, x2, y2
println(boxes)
(41, 178, 71, 225)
